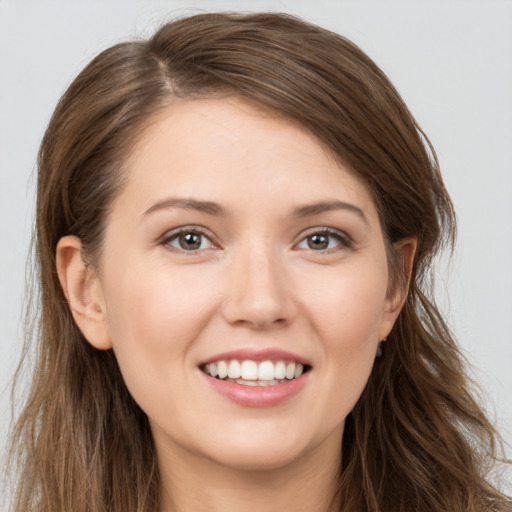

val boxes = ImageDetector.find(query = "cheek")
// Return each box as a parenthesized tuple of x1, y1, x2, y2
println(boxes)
(100, 261, 219, 402)
(301, 259, 388, 415)
(104, 259, 218, 344)
(306, 258, 389, 348)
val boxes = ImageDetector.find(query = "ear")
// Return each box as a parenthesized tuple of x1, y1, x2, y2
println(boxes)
(378, 237, 417, 340)
(56, 235, 112, 350)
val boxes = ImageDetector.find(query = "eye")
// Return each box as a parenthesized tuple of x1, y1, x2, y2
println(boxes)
(162, 229, 215, 252)
(296, 229, 351, 252)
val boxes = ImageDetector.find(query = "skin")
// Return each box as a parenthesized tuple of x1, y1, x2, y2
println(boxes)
(57, 97, 415, 512)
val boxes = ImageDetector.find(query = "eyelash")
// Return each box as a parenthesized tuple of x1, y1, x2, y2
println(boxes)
(159, 226, 353, 254)
(295, 227, 353, 254)
(160, 227, 217, 253)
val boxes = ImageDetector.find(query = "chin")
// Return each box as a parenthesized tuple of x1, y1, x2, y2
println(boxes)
(206, 442, 307, 472)
(197, 422, 329, 473)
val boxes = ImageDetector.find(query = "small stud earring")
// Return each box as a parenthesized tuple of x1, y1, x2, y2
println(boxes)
(376, 337, 387, 358)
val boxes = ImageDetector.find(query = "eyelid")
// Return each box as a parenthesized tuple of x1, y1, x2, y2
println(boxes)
(294, 226, 354, 252)
(158, 225, 353, 253)
(159, 225, 219, 252)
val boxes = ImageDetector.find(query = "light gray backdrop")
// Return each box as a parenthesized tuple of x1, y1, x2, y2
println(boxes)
(1, 0, 511, 493)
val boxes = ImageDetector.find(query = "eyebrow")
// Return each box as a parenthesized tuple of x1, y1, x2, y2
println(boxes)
(143, 198, 229, 217)
(292, 200, 368, 225)
(143, 197, 368, 224)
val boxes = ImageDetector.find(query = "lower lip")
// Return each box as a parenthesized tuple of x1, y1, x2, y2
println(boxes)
(200, 371, 310, 407)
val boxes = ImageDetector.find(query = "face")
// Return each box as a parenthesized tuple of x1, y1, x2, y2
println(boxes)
(88, 98, 404, 470)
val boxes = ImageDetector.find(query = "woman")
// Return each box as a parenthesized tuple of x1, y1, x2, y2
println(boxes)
(7, 11, 511, 512)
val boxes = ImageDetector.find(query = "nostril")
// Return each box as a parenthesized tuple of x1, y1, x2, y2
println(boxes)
(221, 261, 297, 328)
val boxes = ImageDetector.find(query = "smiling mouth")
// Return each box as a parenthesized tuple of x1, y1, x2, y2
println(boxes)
(200, 359, 311, 387)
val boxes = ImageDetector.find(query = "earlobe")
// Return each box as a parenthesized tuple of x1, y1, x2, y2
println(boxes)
(56, 236, 112, 350)
(379, 237, 417, 340)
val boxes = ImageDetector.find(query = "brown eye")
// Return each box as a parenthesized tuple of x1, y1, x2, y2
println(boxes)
(296, 229, 351, 252)
(307, 233, 329, 250)
(178, 232, 202, 250)
(165, 230, 214, 252)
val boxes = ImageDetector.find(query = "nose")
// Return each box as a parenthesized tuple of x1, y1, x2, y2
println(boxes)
(221, 242, 297, 329)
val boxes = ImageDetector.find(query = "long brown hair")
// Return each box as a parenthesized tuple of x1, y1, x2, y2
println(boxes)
(7, 12, 511, 512)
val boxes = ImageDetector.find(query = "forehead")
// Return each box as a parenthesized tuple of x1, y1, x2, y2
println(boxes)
(118, 97, 378, 222)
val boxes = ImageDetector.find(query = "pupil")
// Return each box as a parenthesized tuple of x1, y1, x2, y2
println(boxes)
(180, 232, 201, 250)
(308, 234, 328, 250)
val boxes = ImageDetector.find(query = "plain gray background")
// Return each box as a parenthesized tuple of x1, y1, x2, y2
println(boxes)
(1, 0, 511, 493)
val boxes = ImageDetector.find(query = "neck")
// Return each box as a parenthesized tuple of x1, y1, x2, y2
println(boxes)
(155, 429, 342, 512)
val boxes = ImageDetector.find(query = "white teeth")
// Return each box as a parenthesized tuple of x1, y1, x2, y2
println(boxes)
(274, 361, 286, 379)
(233, 379, 282, 387)
(235, 379, 259, 386)
(217, 360, 228, 379)
(240, 360, 258, 380)
(227, 360, 241, 379)
(258, 360, 274, 380)
(209, 362, 218, 377)
(203, 359, 308, 382)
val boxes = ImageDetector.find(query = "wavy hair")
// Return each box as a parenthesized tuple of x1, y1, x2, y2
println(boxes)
(7, 12, 511, 512)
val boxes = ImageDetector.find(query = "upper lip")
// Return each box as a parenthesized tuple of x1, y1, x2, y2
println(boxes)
(200, 348, 311, 366)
